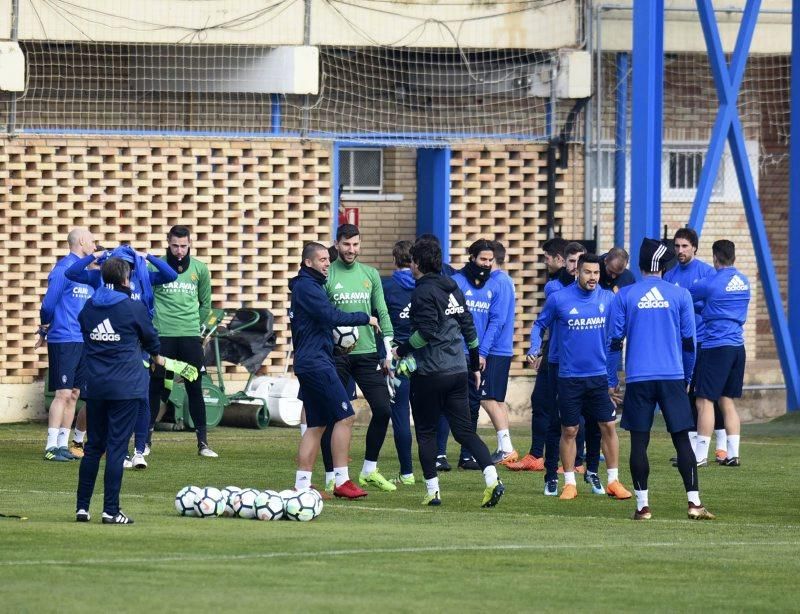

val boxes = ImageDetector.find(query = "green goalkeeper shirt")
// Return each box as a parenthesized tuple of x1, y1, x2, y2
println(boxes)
(151, 258, 212, 337)
(325, 258, 393, 355)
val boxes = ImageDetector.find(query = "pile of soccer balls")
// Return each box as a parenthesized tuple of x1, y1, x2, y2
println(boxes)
(175, 485, 323, 521)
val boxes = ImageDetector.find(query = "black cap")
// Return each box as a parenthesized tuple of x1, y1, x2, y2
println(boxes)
(639, 238, 675, 273)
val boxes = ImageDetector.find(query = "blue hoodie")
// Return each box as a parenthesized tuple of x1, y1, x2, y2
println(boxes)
(65, 246, 177, 319)
(40, 253, 94, 343)
(289, 267, 371, 375)
(77, 286, 161, 401)
(452, 270, 503, 357)
(382, 269, 415, 344)
(487, 269, 516, 357)
(538, 274, 574, 363)
(689, 266, 751, 348)
(663, 257, 715, 343)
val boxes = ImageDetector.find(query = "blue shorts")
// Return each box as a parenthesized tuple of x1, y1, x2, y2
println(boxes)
(481, 355, 512, 401)
(297, 368, 355, 428)
(621, 380, 693, 433)
(557, 375, 615, 427)
(695, 345, 746, 400)
(48, 342, 84, 390)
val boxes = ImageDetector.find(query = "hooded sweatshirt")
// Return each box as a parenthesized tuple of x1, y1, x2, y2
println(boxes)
(40, 252, 94, 343)
(382, 268, 415, 344)
(78, 285, 161, 401)
(452, 263, 503, 357)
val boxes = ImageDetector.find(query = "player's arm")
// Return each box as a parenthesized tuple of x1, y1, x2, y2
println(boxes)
(40, 266, 68, 328)
(306, 283, 370, 330)
(369, 268, 395, 366)
(679, 290, 697, 384)
(64, 254, 102, 287)
(132, 302, 161, 357)
(527, 294, 557, 359)
(605, 294, 626, 388)
(197, 263, 212, 325)
(450, 287, 481, 374)
(146, 254, 178, 285)
(396, 286, 445, 358)
(479, 280, 506, 358)
(688, 276, 712, 312)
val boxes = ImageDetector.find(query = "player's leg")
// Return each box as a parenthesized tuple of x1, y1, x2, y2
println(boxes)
(713, 401, 727, 463)
(542, 361, 561, 495)
(507, 360, 547, 471)
(435, 414, 451, 471)
(46, 342, 82, 461)
(410, 374, 443, 505)
(71, 405, 87, 458)
(101, 398, 140, 523)
(586, 377, 631, 499)
(482, 355, 517, 465)
(178, 336, 215, 456)
(621, 382, 657, 519)
(390, 375, 415, 484)
(147, 336, 176, 446)
(556, 377, 581, 500)
(694, 346, 732, 465)
(76, 398, 108, 520)
(457, 366, 482, 470)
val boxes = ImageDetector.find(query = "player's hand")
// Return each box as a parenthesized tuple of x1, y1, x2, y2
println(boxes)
(135, 250, 148, 259)
(479, 356, 487, 372)
(472, 371, 481, 389)
(608, 387, 623, 407)
(391, 346, 400, 360)
(34, 335, 45, 349)
(368, 316, 382, 335)
(162, 357, 200, 382)
(380, 358, 392, 376)
(527, 353, 542, 371)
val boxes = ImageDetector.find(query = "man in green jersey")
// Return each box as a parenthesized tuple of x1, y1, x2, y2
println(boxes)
(321, 224, 397, 492)
(148, 225, 217, 457)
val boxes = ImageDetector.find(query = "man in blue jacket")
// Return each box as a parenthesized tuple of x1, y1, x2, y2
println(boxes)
(75, 257, 197, 524)
(65, 244, 178, 468)
(689, 240, 750, 467)
(38, 227, 97, 462)
(381, 240, 416, 485)
(289, 242, 380, 499)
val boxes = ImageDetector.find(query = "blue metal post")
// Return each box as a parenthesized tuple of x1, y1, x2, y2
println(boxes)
(629, 0, 664, 277)
(416, 148, 452, 263)
(271, 94, 282, 135)
(790, 0, 800, 404)
(331, 142, 340, 240)
(614, 52, 629, 248)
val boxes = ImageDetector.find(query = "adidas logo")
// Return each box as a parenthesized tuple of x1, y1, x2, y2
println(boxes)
(569, 307, 579, 315)
(637, 287, 670, 309)
(90, 318, 121, 342)
(399, 303, 411, 319)
(465, 289, 473, 296)
(334, 282, 344, 290)
(726, 275, 749, 292)
(445, 293, 465, 315)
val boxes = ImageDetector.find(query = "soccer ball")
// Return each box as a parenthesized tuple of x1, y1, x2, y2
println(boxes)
(254, 490, 285, 521)
(193, 487, 225, 518)
(283, 489, 323, 522)
(333, 326, 359, 353)
(175, 485, 201, 516)
(220, 486, 242, 517)
(233, 488, 259, 519)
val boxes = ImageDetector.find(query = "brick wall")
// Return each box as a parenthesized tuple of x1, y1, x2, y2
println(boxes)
(0, 137, 332, 384)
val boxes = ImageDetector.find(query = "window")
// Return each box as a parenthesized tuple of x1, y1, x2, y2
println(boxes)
(340, 148, 383, 193)
(664, 146, 724, 200)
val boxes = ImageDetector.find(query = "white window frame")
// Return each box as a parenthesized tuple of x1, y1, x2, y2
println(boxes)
(339, 148, 383, 194)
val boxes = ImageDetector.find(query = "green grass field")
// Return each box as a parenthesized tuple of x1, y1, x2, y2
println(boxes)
(2, 416, 799, 613)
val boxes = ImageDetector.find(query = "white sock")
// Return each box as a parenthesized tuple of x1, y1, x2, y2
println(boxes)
(482, 465, 498, 487)
(715, 429, 728, 453)
(687, 491, 701, 506)
(325, 471, 336, 486)
(635, 489, 649, 510)
(497, 429, 513, 453)
(73, 429, 86, 444)
(425, 477, 440, 496)
(694, 435, 711, 463)
(727, 434, 740, 458)
(46, 428, 59, 450)
(294, 470, 312, 491)
(564, 471, 576, 486)
(361, 460, 377, 476)
(333, 467, 349, 487)
(57, 428, 70, 448)
(401, 473, 414, 480)
(607, 467, 619, 483)
(300, 423, 307, 437)
(689, 431, 698, 454)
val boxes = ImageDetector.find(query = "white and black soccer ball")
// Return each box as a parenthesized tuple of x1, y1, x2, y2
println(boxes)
(220, 486, 242, 518)
(175, 485, 201, 517)
(283, 489, 323, 522)
(254, 490, 285, 521)
(233, 488, 259, 519)
(333, 326, 359, 353)
(194, 487, 225, 518)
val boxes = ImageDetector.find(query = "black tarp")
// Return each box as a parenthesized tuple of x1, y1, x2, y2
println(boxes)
(204, 309, 276, 374)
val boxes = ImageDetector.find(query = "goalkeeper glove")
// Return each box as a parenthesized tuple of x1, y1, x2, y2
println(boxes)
(162, 357, 199, 382)
(395, 355, 417, 378)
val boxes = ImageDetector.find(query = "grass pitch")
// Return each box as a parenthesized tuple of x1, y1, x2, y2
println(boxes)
(1, 415, 799, 613)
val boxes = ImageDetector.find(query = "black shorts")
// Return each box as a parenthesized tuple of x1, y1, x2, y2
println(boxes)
(695, 345, 746, 400)
(297, 368, 355, 428)
(481, 355, 512, 402)
(557, 375, 615, 427)
(621, 380, 693, 433)
(48, 342, 84, 390)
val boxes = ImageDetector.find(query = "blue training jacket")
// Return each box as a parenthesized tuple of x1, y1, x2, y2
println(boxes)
(605, 276, 696, 386)
(663, 257, 715, 344)
(487, 269, 515, 357)
(289, 267, 371, 375)
(78, 286, 160, 401)
(689, 266, 751, 348)
(65, 246, 177, 319)
(530, 282, 615, 381)
(452, 270, 504, 357)
(382, 268, 415, 344)
(40, 253, 94, 343)
(538, 275, 573, 363)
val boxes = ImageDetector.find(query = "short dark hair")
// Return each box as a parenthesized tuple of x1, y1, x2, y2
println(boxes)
(302, 242, 327, 264)
(328, 245, 338, 263)
(102, 257, 131, 286)
(416, 233, 441, 245)
(336, 223, 360, 242)
(542, 237, 568, 258)
(411, 238, 442, 275)
(564, 242, 587, 259)
(468, 239, 495, 260)
(606, 246, 630, 265)
(392, 240, 413, 268)
(712, 239, 736, 266)
(577, 252, 601, 270)
(167, 225, 191, 240)
(490, 240, 507, 265)
(674, 227, 699, 250)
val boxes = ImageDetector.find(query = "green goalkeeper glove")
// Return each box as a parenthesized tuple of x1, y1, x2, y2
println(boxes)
(162, 357, 199, 382)
(395, 355, 417, 378)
